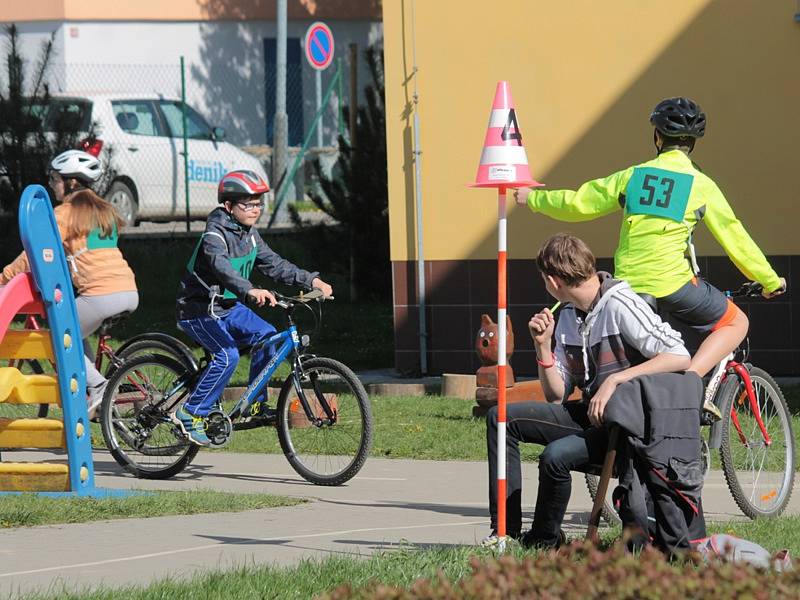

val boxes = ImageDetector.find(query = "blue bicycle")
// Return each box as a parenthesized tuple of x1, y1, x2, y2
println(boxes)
(99, 289, 373, 484)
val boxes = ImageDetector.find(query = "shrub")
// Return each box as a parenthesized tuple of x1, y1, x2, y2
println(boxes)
(321, 540, 800, 600)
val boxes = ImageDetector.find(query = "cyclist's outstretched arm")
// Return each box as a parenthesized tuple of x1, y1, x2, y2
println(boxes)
(515, 169, 629, 223)
(703, 183, 784, 295)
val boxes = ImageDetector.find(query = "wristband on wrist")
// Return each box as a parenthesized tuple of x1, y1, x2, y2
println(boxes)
(536, 356, 555, 369)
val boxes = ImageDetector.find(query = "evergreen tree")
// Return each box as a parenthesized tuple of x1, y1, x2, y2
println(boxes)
(293, 45, 389, 301)
(0, 24, 85, 262)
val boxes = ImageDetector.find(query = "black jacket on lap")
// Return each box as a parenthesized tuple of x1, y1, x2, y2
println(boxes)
(604, 371, 707, 554)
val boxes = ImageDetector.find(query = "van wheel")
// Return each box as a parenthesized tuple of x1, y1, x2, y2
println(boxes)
(106, 181, 138, 226)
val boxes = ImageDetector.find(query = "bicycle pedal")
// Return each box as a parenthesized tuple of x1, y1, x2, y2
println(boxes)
(204, 410, 233, 448)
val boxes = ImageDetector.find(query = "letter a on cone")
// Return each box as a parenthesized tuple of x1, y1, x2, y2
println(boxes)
(470, 81, 543, 188)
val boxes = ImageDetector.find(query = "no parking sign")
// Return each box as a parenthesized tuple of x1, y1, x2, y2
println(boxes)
(304, 22, 335, 71)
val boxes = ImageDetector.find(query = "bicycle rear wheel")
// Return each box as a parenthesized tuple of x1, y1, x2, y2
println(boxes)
(276, 356, 373, 486)
(584, 473, 621, 527)
(584, 439, 710, 528)
(105, 335, 197, 379)
(0, 359, 50, 419)
(719, 366, 795, 519)
(100, 353, 198, 479)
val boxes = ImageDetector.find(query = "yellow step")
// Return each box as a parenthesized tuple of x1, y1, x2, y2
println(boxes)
(0, 368, 60, 406)
(0, 330, 54, 361)
(0, 461, 69, 492)
(0, 418, 65, 448)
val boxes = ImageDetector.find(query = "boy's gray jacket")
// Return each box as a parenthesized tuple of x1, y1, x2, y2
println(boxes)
(554, 272, 689, 402)
(176, 207, 318, 320)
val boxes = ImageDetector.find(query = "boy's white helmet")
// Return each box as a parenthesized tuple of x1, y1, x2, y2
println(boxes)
(50, 150, 102, 184)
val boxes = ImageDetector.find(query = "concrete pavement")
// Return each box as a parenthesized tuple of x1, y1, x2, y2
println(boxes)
(0, 449, 797, 597)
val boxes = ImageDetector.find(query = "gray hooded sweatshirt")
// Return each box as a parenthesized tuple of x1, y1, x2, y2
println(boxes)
(553, 272, 689, 402)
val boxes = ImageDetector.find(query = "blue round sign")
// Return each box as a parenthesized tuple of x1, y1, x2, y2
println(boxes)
(304, 22, 334, 71)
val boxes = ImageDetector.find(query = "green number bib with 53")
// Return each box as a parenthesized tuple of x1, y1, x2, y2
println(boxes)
(624, 167, 693, 222)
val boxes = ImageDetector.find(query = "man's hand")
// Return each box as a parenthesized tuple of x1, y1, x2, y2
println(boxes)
(588, 376, 619, 428)
(528, 308, 556, 347)
(312, 277, 334, 298)
(763, 277, 787, 299)
(247, 288, 277, 307)
(513, 187, 533, 206)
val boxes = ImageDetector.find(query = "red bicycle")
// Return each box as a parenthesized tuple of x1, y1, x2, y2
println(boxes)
(587, 282, 795, 522)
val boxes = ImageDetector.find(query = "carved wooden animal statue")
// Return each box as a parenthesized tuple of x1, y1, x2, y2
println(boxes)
(475, 314, 514, 388)
(475, 314, 514, 366)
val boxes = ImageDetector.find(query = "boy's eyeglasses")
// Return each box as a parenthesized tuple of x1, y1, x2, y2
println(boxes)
(236, 201, 265, 211)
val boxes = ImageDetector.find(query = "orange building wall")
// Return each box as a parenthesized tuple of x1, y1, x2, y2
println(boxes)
(0, 0, 382, 22)
(384, 0, 800, 262)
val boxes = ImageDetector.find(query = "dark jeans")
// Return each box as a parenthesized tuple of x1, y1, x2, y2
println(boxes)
(486, 401, 608, 546)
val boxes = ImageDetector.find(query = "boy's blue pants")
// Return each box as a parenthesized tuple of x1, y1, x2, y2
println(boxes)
(177, 302, 276, 416)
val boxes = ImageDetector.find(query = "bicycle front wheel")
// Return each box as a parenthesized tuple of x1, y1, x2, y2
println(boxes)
(276, 357, 373, 486)
(719, 366, 795, 519)
(100, 353, 199, 479)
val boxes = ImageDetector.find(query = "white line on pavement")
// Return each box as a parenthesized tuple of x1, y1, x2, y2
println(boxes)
(222, 472, 407, 481)
(0, 520, 485, 578)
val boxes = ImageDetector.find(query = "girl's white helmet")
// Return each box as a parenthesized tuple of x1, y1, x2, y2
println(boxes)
(50, 150, 102, 184)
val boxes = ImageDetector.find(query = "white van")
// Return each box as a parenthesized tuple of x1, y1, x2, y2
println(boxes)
(45, 93, 269, 226)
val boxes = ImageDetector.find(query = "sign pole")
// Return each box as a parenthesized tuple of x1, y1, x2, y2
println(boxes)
(316, 69, 323, 147)
(497, 185, 508, 551)
(305, 21, 335, 150)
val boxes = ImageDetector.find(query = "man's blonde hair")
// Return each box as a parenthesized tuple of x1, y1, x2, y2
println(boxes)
(536, 234, 596, 287)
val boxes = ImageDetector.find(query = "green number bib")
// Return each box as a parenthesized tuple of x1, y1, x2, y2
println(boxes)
(87, 224, 119, 250)
(223, 246, 257, 299)
(624, 167, 693, 223)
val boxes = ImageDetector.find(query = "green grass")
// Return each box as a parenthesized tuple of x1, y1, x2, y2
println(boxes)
(211, 394, 543, 460)
(23, 516, 800, 600)
(0, 489, 304, 528)
(209, 393, 800, 469)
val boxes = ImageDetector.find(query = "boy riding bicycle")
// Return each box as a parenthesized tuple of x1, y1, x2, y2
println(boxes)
(174, 169, 333, 445)
(514, 97, 785, 409)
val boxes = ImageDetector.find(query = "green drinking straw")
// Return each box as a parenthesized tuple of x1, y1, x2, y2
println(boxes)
(549, 301, 562, 313)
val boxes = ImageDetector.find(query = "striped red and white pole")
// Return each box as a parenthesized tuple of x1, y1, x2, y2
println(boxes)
(497, 186, 509, 546)
(469, 81, 544, 550)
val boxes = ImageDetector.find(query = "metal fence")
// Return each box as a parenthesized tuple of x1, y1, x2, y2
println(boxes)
(43, 58, 344, 230)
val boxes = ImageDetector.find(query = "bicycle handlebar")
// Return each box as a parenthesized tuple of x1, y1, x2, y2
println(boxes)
(273, 288, 332, 309)
(726, 282, 763, 299)
(726, 281, 786, 299)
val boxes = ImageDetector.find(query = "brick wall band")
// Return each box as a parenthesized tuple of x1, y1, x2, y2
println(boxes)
(393, 256, 797, 376)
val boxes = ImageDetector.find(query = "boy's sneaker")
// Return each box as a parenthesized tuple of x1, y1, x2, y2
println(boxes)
(171, 406, 211, 446)
(479, 530, 520, 549)
(702, 399, 722, 423)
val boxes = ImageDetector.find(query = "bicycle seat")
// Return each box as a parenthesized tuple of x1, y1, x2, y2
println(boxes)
(98, 311, 132, 334)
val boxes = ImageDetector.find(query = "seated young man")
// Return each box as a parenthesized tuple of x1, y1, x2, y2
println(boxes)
(484, 233, 690, 548)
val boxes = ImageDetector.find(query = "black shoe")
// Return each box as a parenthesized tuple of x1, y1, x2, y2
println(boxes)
(520, 528, 566, 550)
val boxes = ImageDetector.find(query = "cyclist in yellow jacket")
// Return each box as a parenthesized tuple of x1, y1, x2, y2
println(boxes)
(514, 97, 785, 387)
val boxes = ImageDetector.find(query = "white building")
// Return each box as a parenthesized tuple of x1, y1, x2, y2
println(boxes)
(3, 1, 383, 147)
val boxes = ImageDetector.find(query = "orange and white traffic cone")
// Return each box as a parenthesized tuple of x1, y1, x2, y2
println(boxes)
(471, 80, 542, 188)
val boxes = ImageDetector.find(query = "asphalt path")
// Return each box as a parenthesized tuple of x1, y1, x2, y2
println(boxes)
(0, 449, 796, 597)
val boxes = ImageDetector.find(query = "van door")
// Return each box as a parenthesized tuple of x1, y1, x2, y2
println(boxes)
(157, 100, 228, 215)
(109, 100, 180, 220)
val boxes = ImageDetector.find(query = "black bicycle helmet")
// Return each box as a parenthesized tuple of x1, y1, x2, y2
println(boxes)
(649, 97, 706, 138)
